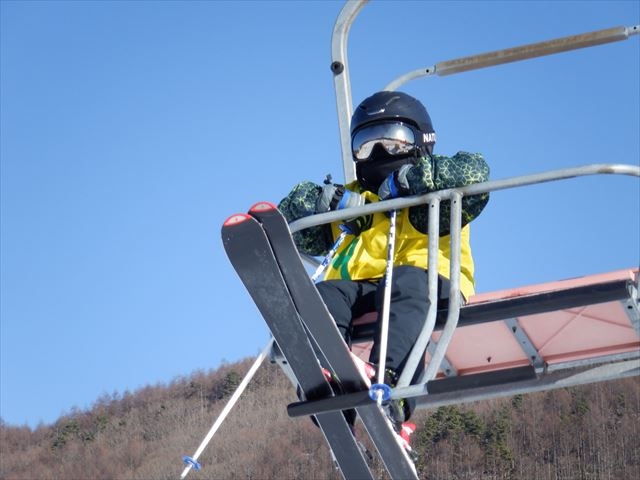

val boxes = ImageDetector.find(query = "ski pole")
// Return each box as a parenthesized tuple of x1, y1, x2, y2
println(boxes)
(369, 209, 397, 405)
(310, 224, 350, 282)
(180, 338, 274, 479)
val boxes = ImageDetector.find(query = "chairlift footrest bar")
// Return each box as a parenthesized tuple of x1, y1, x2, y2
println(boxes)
(288, 389, 375, 418)
(427, 365, 537, 393)
(288, 366, 537, 418)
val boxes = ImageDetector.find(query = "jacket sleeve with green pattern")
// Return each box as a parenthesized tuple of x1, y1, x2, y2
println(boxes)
(277, 181, 333, 256)
(278, 151, 490, 255)
(401, 151, 490, 235)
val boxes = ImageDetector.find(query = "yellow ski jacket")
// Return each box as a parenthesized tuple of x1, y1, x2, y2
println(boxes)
(323, 187, 475, 300)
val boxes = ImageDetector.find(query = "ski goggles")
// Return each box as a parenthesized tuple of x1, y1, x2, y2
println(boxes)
(351, 122, 417, 162)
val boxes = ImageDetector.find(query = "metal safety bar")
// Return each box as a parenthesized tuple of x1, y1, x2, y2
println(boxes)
(289, 164, 640, 233)
(330, 0, 639, 183)
(289, 163, 640, 401)
(410, 358, 640, 411)
(412, 191, 462, 388)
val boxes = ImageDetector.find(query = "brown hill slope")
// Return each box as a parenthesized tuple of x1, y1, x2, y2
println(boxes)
(1, 358, 638, 480)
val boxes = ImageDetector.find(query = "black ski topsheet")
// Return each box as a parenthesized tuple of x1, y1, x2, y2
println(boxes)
(249, 202, 419, 480)
(221, 213, 374, 480)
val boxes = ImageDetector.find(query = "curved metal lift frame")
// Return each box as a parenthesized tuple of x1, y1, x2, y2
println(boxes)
(281, 0, 639, 477)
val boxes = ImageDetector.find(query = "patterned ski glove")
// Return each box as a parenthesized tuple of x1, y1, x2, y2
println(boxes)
(316, 183, 366, 213)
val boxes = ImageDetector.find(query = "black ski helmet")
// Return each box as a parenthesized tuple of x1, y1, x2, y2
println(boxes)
(350, 91, 436, 158)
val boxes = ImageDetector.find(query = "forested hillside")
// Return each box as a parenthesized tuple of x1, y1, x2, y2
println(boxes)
(1, 357, 638, 480)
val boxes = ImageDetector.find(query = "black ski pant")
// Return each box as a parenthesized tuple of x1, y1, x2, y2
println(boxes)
(316, 265, 451, 417)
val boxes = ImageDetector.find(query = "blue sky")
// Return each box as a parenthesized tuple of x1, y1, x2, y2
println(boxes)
(1, 0, 638, 428)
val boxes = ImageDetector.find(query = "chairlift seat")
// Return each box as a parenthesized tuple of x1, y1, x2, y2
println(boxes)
(350, 268, 639, 379)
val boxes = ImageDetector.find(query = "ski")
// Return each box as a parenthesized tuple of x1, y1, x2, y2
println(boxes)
(221, 213, 374, 480)
(249, 202, 419, 480)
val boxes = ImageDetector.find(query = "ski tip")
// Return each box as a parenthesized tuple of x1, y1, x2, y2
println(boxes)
(249, 201, 277, 213)
(223, 213, 252, 227)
